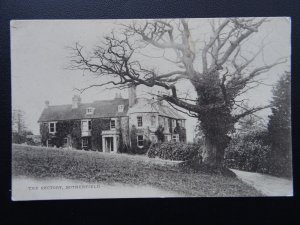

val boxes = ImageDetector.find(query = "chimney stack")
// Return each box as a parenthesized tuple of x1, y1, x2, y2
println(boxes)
(128, 85, 137, 107)
(72, 95, 81, 109)
(45, 100, 50, 108)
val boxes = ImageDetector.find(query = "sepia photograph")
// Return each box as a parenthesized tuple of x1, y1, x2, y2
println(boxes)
(11, 17, 292, 200)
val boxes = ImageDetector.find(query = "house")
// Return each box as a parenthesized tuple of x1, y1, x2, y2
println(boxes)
(38, 86, 186, 153)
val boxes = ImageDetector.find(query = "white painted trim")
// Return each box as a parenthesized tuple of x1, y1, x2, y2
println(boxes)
(137, 135, 144, 148)
(48, 122, 57, 134)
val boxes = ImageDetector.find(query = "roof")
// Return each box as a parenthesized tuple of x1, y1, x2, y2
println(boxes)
(38, 98, 129, 122)
(127, 98, 186, 120)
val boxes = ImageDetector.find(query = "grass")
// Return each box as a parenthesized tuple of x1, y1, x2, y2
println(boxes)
(12, 144, 262, 197)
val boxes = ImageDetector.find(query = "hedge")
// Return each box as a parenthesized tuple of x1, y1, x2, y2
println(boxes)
(147, 142, 200, 161)
(224, 130, 271, 174)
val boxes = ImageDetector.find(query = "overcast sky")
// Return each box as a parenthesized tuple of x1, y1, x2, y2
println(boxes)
(11, 18, 291, 141)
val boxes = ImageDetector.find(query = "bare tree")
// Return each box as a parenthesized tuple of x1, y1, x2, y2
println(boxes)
(69, 18, 286, 167)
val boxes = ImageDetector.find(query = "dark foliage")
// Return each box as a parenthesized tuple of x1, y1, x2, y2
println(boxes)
(224, 129, 271, 174)
(148, 142, 200, 161)
(268, 72, 292, 177)
(154, 125, 165, 142)
(174, 125, 187, 142)
(91, 118, 110, 151)
(12, 133, 27, 144)
(40, 123, 50, 146)
(129, 125, 151, 154)
(40, 120, 82, 149)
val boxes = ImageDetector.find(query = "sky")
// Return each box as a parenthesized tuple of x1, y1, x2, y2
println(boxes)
(11, 18, 291, 141)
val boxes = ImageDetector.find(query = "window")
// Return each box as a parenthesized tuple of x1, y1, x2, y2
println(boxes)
(172, 134, 179, 142)
(110, 119, 116, 129)
(137, 116, 143, 127)
(118, 105, 124, 112)
(49, 122, 56, 134)
(81, 120, 91, 131)
(182, 120, 185, 128)
(164, 118, 168, 127)
(151, 115, 156, 127)
(82, 138, 89, 149)
(137, 135, 144, 147)
(164, 135, 170, 142)
(172, 119, 176, 128)
(86, 107, 95, 115)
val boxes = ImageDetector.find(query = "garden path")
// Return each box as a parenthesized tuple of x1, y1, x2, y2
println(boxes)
(231, 169, 293, 196)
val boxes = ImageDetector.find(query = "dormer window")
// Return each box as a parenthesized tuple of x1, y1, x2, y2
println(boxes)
(86, 107, 95, 115)
(118, 105, 124, 113)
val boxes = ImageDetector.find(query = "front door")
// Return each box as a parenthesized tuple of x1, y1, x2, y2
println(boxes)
(105, 137, 114, 152)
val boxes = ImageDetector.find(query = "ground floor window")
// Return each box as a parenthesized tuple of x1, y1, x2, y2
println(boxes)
(137, 135, 144, 148)
(164, 135, 171, 142)
(172, 134, 179, 142)
(82, 137, 90, 150)
(46, 139, 52, 147)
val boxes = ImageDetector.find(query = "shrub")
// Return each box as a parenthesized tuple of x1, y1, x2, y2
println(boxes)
(147, 142, 200, 161)
(224, 130, 271, 173)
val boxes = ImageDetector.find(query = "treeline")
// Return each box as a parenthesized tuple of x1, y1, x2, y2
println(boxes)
(224, 72, 292, 178)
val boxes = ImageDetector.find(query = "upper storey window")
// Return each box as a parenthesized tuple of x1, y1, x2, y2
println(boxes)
(118, 105, 124, 112)
(49, 122, 56, 134)
(137, 116, 143, 127)
(86, 107, 95, 115)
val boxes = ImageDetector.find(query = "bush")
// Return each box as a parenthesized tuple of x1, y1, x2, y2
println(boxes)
(224, 130, 271, 173)
(147, 142, 200, 161)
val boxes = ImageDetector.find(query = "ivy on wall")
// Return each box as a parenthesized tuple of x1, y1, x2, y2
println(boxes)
(40, 123, 50, 146)
(174, 125, 187, 142)
(40, 120, 82, 149)
(129, 125, 151, 154)
(155, 125, 165, 142)
(91, 118, 110, 151)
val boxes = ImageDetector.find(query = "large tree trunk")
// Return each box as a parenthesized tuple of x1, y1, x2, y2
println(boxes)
(202, 137, 226, 167)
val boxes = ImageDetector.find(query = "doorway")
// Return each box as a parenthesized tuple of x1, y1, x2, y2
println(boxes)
(104, 137, 114, 152)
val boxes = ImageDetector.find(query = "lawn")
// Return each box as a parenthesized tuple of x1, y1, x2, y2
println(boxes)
(12, 144, 262, 197)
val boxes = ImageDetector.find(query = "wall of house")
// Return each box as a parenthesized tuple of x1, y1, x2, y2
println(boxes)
(119, 117, 130, 149)
(91, 118, 110, 151)
(40, 120, 82, 149)
(129, 112, 159, 133)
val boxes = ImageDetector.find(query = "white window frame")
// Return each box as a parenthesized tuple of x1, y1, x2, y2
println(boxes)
(172, 134, 179, 142)
(82, 138, 89, 149)
(137, 116, 143, 127)
(81, 119, 92, 131)
(182, 120, 185, 128)
(137, 135, 144, 148)
(110, 119, 116, 130)
(86, 107, 95, 115)
(118, 105, 124, 112)
(48, 122, 57, 134)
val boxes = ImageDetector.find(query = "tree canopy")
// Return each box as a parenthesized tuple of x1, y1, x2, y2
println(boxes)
(69, 18, 287, 167)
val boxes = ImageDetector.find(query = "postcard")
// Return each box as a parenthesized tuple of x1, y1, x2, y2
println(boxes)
(11, 17, 292, 200)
